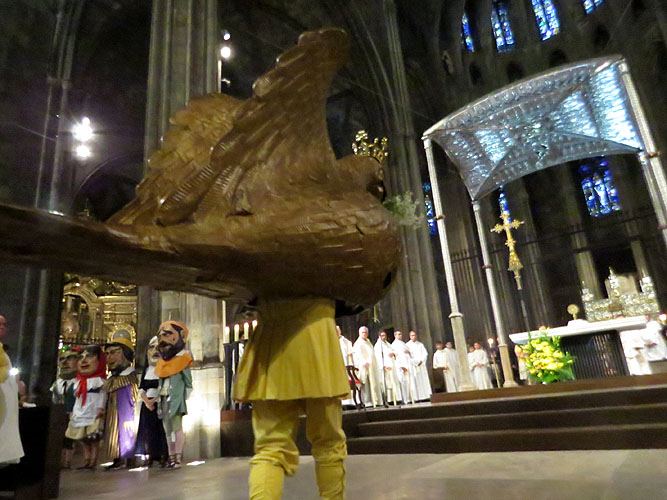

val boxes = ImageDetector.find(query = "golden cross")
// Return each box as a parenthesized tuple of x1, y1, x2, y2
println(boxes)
(491, 211, 525, 290)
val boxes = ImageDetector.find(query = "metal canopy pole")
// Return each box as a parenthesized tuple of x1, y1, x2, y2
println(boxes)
(472, 201, 518, 387)
(423, 138, 475, 391)
(619, 62, 667, 249)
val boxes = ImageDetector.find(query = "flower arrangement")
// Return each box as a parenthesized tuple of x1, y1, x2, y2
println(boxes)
(521, 328, 575, 384)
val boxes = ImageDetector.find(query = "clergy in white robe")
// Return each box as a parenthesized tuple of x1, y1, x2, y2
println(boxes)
(392, 331, 416, 404)
(469, 343, 493, 390)
(407, 331, 432, 401)
(620, 330, 651, 376)
(337, 326, 356, 406)
(641, 318, 667, 372)
(374, 331, 401, 405)
(433, 341, 460, 393)
(353, 326, 382, 407)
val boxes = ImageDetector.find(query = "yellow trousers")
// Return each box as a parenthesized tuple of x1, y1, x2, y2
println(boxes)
(249, 397, 346, 500)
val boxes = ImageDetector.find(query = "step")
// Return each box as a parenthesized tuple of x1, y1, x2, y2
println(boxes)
(430, 372, 667, 404)
(354, 385, 667, 424)
(356, 403, 667, 437)
(347, 422, 667, 454)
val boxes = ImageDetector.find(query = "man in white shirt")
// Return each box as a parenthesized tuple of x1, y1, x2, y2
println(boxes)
(353, 326, 382, 407)
(392, 331, 415, 404)
(433, 341, 460, 393)
(407, 331, 432, 401)
(374, 331, 401, 405)
(469, 342, 493, 390)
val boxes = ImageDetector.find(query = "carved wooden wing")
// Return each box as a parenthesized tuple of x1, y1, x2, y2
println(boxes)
(110, 28, 350, 227)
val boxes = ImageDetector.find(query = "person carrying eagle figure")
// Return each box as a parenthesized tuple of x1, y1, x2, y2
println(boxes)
(0, 28, 402, 500)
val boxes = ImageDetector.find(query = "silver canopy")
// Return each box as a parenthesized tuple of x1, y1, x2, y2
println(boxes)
(423, 56, 643, 201)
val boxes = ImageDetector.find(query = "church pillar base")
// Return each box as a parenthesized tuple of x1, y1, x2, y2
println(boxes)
(182, 364, 225, 461)
(499, 343, 518, 388)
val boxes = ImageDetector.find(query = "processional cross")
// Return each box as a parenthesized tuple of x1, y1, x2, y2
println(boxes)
(491, 212, 525, 290)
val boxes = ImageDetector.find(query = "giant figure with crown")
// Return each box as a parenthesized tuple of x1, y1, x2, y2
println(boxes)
(0, 28, 401, 499)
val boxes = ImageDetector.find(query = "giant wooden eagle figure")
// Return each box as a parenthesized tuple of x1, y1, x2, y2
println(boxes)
(0, 28, 401, 312)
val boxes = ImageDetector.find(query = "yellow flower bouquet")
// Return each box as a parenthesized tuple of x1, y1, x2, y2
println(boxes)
(521, 329, 575, 384)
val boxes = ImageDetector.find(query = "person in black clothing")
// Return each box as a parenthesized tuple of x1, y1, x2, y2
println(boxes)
(134, 336, 168, 466)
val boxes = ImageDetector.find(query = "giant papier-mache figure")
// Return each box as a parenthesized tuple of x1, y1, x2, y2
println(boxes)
(0, 28, 401, 499)
(50, 348, 79, 468)
(134, 335, 168, 466)
(154, 321, 192, 470)
(65, 345, 107, 469)
(103, 329, 139, 470)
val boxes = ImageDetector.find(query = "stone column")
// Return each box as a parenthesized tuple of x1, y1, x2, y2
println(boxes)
(505, 180, 553, 325)
(472, 201, 517, 387)
(557, 167, 603, 298)
(424, 139, 475, 391)
(381, 0, 446, 354)
(620, 61, 667, 250)
(143, 0, 221, 460)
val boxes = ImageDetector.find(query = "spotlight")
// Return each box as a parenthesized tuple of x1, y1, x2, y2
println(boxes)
(9, 367, 19, 376)
(220, 45, 232, 60)
(75, 144, 92, 159)
(72, 117, 93, 142)
(223, 30, 231, 41)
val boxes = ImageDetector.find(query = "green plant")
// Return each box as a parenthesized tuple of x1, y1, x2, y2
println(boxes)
(383, 191, 424, 229)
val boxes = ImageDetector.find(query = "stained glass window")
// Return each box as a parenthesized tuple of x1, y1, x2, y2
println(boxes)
(492, 1, 515, 52)
(583, 0, 604, 14)
(498, 186, 513, 221)
(461, 11, 475, 52)
(423, 182, 437, 235)
(532, 0, 560, 40)
(579, 157, 620, 217)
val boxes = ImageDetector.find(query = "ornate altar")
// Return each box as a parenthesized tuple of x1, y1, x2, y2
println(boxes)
(60, 276, 137, 347)
(581, 269, 661, 322)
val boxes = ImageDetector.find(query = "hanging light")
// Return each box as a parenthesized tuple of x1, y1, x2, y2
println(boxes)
(72, 117, 93, 142)
(75, 144, 92, 159)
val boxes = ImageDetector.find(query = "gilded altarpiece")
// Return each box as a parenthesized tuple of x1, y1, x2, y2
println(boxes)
(60, 276, 137, 347)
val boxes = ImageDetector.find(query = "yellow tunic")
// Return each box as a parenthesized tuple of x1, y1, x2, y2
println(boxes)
(233, 297, 349, 401)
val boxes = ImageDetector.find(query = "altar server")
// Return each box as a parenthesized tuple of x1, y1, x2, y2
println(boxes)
(433, 341, 460, 393)
(374, 331, 401, 405)
(407, 331, 432, 401)
(469, 342, 493, 390)
(392, 331, 415, 404)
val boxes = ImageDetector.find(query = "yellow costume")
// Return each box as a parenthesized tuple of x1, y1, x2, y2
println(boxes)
(234, 297, 349, 500)
(0, 343, 9, 383)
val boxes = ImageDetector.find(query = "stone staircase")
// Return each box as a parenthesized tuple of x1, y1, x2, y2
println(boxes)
(344, 382, 667, 454)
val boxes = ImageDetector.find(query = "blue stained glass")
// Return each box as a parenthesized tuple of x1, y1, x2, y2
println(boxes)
(498, 187, 513, 222)
(578, 157, 620, 217)
(492, 1, 515, 52)
(423, 182, 437, 235)
(532, 0, 560, 40)
(461, 12, 475, 51)
(583, 0, 604, 15)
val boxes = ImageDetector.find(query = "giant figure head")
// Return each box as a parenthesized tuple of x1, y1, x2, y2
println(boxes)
(157, 321, 189, 361)
(105, 329, 135, 375)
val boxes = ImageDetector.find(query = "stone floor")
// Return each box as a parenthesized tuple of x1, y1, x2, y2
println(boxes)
(58, 450, 667, 499)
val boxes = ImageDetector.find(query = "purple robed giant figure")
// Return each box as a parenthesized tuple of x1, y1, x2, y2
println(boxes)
(103, 329, 139, 470)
